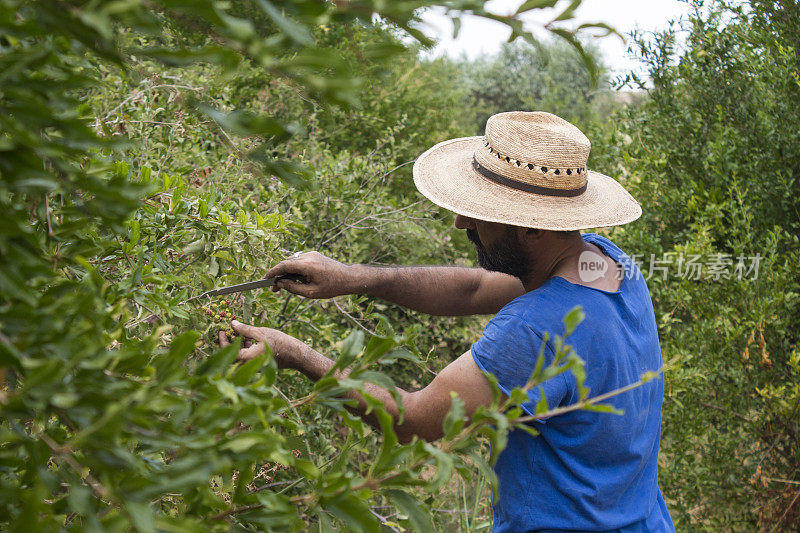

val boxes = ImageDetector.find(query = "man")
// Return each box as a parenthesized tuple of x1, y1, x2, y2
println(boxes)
(221, 112, 675, 531)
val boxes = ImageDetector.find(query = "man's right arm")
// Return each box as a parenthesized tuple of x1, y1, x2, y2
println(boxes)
(264, 252, 525, 316)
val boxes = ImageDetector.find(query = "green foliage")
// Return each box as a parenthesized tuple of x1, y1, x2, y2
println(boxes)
(0, 0, 635, 530)
(459, 39, 611, 135)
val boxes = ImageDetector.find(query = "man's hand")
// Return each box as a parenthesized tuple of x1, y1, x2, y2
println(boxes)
(219, 319, 497, 443)
(264, 251, 524, 316)
(265, 251, 355, 299)
(219, 320, 309, 368)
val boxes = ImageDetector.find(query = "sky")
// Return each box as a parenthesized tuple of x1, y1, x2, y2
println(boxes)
(416, 0, 699, 81)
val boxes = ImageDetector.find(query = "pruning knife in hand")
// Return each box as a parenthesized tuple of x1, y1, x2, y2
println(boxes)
(196, 273, 306, 299)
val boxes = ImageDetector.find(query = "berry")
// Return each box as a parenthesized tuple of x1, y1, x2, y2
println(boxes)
(214, 314, 221, 320)
(225, 299, 231, 306)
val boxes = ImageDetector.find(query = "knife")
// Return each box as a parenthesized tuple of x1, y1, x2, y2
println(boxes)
(197, 273, 307, 299)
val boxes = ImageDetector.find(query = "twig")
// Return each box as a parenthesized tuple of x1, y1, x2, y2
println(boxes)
(369, 508, 401, 532)
(44, 195, 54, 237)
(274, 386, 314, 459)
(278, 298, 308, 329)
(763, 477, 800, 486)
(699, 402, 752, 422)
(769, 488, 800, 533)
(249, 479, 297, 492)
(208, 503, 264, 521)
(314, 160, 414, 249)
(38, 431, 113, 502)
(100, 84, 201, 122)
(332, 298, 377, 336)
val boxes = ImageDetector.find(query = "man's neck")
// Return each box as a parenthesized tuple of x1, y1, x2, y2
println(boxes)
(518, 235, 590, 292)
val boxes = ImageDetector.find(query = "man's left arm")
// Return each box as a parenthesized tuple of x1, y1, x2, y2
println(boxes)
(221, 321, 495, 443)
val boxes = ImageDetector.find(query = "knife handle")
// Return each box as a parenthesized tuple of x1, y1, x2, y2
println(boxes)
(275, 273, 308, 284)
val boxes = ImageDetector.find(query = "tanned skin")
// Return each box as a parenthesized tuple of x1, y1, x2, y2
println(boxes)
(221, 215, 622, 443)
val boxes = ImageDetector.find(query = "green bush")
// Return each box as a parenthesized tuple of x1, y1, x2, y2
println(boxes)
(0, 1, 626, 530)
(605, 0, 800, 528)
(459, 39, 611, 134)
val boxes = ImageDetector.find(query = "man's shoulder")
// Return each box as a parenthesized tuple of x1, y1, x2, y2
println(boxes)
(491, 281, 580, 338)
(582, 232, 627, 260)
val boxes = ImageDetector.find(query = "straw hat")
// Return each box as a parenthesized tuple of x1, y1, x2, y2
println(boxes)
(412, 111, 641, 230)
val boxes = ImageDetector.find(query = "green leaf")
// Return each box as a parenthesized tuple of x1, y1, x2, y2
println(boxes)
(515, 0, 560, 14)
(423, 444, 454, 492)
(339, 329, 365, 363)
(215, 378, 239, 404)
(369, 409, 398, 476)
(583, 403, 624, 415)
(127, 501, 155, 533)
(386, 489, 435, 532)
(196, 342, 240, 375)
(294, 458, 321, 479)
(200, 105, 295, 139)
(221, 435, 261, 453)
(562, 305, 585, 336)
(326, 493, 380, 533)
(442, 392, 466, 440)
(362, 335, 396, 365)
(229, 353, 266, 386)
(534, 388, 549, 415)
(255, 0, 314, 45)
(212, 249, 236, 263)
(207, 256, 220, 277)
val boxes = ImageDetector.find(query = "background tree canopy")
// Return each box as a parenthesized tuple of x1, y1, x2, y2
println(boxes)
(1, 0, 798, 530)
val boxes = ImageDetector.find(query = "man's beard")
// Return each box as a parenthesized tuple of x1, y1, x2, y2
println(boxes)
(466, 227, 530, 279)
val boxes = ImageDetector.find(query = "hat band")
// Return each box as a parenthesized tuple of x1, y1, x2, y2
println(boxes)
(472, 156, 587, 198)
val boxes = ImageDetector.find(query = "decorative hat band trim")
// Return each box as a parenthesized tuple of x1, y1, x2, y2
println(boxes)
(483, 140, 585, 177)
(472, 156, 588, 198)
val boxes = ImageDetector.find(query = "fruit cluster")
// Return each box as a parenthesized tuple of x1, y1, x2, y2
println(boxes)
(204, 299, 237, 339)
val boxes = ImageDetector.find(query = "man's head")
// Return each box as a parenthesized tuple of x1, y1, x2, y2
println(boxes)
(455, 214, 580, 279)
(466, 225, 528, 278)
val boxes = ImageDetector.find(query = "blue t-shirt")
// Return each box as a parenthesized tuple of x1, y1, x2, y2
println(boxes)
(471, 233, 675, 533)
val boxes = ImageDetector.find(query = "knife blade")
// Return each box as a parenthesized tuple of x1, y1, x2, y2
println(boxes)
(197, 273, 306, 299)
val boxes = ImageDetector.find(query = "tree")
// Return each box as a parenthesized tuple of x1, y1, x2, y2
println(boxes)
(462, 39, 610, 135)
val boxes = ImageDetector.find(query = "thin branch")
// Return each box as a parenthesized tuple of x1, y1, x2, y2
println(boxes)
(700, 401, 752, 422)
(763, 477, 800, 486)
(332, 298, 377, 336)
(512, 373, 655, 424)
(37, 431, 114, 502)
(769, 488, 800, 533)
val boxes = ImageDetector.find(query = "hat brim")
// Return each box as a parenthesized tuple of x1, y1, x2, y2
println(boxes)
(413, 136, 642, 231)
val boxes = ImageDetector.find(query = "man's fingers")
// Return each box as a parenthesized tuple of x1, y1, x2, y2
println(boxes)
(231, 320, 267, 340)
(218, 330, 230, 346)
(264, 259, 297, 280)
(275, 277, 314, 296)
(238, 342, 265, 361)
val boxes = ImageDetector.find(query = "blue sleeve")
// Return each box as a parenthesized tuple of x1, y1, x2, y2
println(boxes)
(471, 311, 571, 419)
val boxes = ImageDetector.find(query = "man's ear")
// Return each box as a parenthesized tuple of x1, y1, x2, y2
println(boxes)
(516, 226, 543, 243)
